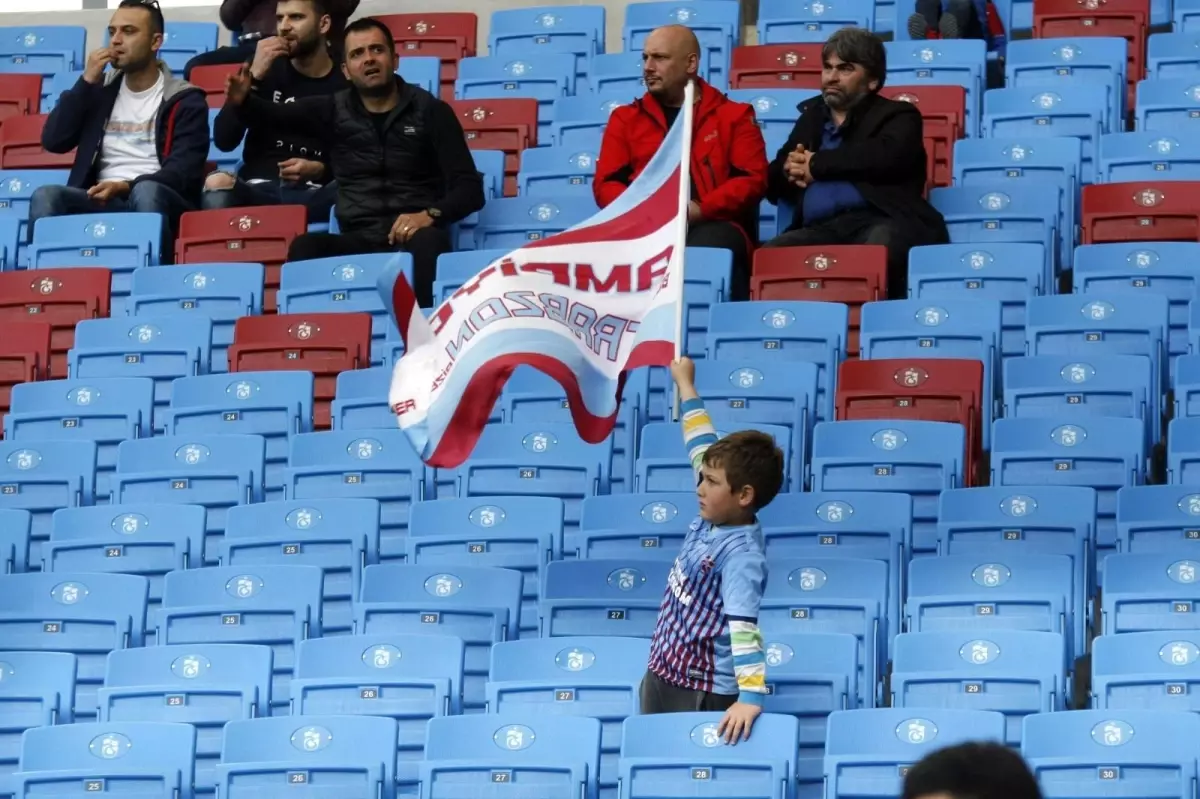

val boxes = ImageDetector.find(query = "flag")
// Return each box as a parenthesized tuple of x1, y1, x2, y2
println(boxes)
(381, 83, 695, 468)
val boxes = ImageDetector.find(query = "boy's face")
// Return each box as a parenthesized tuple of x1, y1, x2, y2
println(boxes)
(696, 463, 752, 525)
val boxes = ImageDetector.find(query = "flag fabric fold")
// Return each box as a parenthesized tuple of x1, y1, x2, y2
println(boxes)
(379, 84, 693, 468)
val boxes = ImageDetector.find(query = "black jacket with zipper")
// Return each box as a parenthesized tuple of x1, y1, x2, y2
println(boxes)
(234, 75, 485, 240)
(767, 91, 948, 243)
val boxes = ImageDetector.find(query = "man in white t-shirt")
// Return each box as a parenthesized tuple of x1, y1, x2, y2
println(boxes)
(31, 0, 210, 260)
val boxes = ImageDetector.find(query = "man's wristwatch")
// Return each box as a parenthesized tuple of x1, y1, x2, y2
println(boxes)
(425, 208, 442, 221)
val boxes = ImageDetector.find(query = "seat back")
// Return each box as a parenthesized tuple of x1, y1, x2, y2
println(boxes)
(931, 182, 1060, 281)
(883, 84, 968, 189)
(730, 42, 822, 89)
(885, 40, 986, 136)
(456, 53, 577, 141)
(1117, 484, 1200, 555)
(1146, 32, 1200, 79)
(541, 559, 671, 640)
(330, 366, 391, 430)
(449, 98, 539, 195)
(0, 508, 31, 574)
(1082, 181, 1200, 245)
(983, 85, 1108, 183)
(623, 1, 739, 85)
(397, 55, 441, 93)
(757, 0, 875, 42)
(0, 651, 75, 779)
(0, 169, 69, 264)
(1099, 131, 1200, 182)
(0, 267, 111, 378)
(517, 144, 600, 196)
(1136, 77, 1200, 133)
(377, 12, 478, 98)
(489, 5, 604, 89)
(0, 114, 75, 168)
(574, 493, 695, 561)
(1007, 37, 1129, 129)
(0, 439, 96, 569)
(1092, 630, 1200, 710)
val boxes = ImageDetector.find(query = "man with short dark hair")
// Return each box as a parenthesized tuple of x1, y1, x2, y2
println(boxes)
(31, 0, 209, 254)
(902, 742, 1043, 799)
(205, 0, 346, 222)
(224, 17, 485, 306)
(763, 27, 948, 297)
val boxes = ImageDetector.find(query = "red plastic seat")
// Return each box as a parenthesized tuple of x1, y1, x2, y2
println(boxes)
(730, 44, 823, 89)
(750, 245, 888, 356)
(175, 206, 307, 312)
(450, 98, 538, 197)
(836, 357, 984, 484)
(0, 321, 51, 420)
(1081, 181, 1200, 244)
(0, 75, 42, 124)
(377, 13, 478, 101)
(228, 312, 373, 428)
(0, 115, 76, 169)
(190, 64, 240, 108)
(879, 85, 965, 190)
(0, 268, 111, 379)
(1034, 0, 1148, 111)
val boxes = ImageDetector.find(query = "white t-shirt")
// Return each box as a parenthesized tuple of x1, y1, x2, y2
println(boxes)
(98, 72, 165, 183)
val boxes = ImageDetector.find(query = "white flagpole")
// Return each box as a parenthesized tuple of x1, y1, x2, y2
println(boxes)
(670, 79, 696, 422)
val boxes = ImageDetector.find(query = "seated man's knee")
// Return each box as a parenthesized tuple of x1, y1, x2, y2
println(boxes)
(204, 171, 236, 192)
(29, 184, 71, 220)
(127, 180, 169, 212)
(408, 225, 451, 253)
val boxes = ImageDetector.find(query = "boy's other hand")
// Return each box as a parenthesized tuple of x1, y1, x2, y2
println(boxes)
(670, 356, 696, 389)
(717, 701, 762, 744)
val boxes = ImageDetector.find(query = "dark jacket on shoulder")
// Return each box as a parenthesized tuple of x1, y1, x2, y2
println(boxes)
(768, 91, 948, 243)
(42, 62, 210, 203)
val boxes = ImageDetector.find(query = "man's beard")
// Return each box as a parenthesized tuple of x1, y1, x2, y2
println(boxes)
(288, 34, 322, 59)
(822, 88, 865, 111)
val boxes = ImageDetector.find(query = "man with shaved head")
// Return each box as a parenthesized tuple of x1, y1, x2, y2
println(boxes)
(594, 24, 768, 300)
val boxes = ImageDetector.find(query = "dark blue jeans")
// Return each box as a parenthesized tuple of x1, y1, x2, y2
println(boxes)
(201, 177, 337, 226)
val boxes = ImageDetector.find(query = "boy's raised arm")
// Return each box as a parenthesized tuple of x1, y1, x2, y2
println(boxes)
(671, 357, 718, 476)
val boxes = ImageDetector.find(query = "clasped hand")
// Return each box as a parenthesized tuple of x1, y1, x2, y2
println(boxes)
(784, 144, 814, 188)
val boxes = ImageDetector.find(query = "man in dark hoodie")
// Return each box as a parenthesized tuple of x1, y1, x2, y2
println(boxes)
(31, 0, 210, 257)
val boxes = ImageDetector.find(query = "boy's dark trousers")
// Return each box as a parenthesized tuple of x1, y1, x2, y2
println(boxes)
(639, 669, 738, 713)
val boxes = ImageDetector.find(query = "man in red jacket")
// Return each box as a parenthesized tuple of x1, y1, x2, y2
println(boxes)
(594, 25, 768, 301)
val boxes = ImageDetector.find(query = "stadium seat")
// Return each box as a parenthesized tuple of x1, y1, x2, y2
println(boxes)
(891, 630, 1065, 745)
(410, 496, 562, 639)
(113, 434, 265, 565)
(330, 366, 391, 431)
(0, 439, 96, 570)
(0, 114, 75, 169)
(1082, 181, 1200, 245)
(728, 88, 821, 142)
(1032, 0, 1148, 111)
(397, 55, 441, 94)
(1092, 630, 1200, 710)
(749, 245, 887, 357)
(457, 53, 577, 141)
(97, 643, 272, 793)
(0, 26, 84, 73)
(0, 508, 30, 574)
(0, 214, 17, 270)
(587, 52, 645, 95)
(1006, 38, 1128, 132)
(422, 713, 602, 799)
(518, 145, 600, 196)
(0, 321, 50, 418)
(634, 420, 794, 494)
(825, 709, 1007, 799)
(886, 40, 986, 137)
(6, 376, 152, 505)
(836, 358, 984, 478)
(0, 168, 69, 265)
(623, 1, 740, 87)
(983, 86, 1108, 184)
(1175, 354, 1200, 418)
(278, 253, 407, 368)
(1135, 77, 1200, 133)
(450, 98, 539, 196)
(1147, 32, 1200, 79)
(216, 714, 397, 799)
(1117, 484, 1200, 555)
(1022, 709, 1200, 799)
(1166, 416, 1200, 486)
(618, 712, 800, 799)
(11, 720, 195, 799)
(0, 267, 111, 379)
(377, 12, 478, 100)
(548, 94, 618, 154)
(0, 571, 147, 721)
(159, 564, 323, 714)
(205, 108, 243, 174)
(228, 312, 372, 429)
(760, 557, 889, 706)
(293, 634, 462, 794)
(729, 43, 823, 89)
(930, 183, 1060, 283)
(541, 558, 670, 641)
(42, 69, 82, 111)
(129, 263, 264, 373)
(355, 563, 522, 712)
(0, 73, 39, 122)
(1099, 131, 1200, 183)
(490, 6, 604, 88)
(69, 315, 212, 433)
(0, 650, 74, 782)
(175, 206, 307, 312)
(882, 84, 968, 191)
(473, 194, 596, 250)
(757, 0, 875, 42)
(158, 21, 219, 74)
(190, 63, 239, 108)
(575, 493, 694, 561)
(223, 498, 379, 635)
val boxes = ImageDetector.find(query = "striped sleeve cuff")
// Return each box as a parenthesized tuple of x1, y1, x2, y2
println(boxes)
(730, 617, 767, 702)
(680, 397, 718, 474)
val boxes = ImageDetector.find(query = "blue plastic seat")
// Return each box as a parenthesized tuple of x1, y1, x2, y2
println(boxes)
(0, 509, 30, 574)
(397, 55, 440, 93)
(0, 169, 69, 265)
(157, 22, 218, 74)
(452, 151, 507, 251)
(1022, 709, 1200, 799)
(1103, 552, 1200, 635)
(518, 145, 600, 196)
(587, 53, 645, 96)
(165, 371, 313, 502)
(43, 69, 82, 110)
(727, 89, 820, 143)
(634, 420, 792, 494)
(623, 1, 740, 86)
(619, 712, 799, 799)
(6, 376, 153, 502)
(284, 430, 430, 563)
(0, 26, 86, 73)
(329, 367, 391, 431)
(1135, 78, 1200, 134)
(0, 215, 17, 271)
(0, 572, 147, 722)
(891, 630, 1065, 745)
(0, 651, 74, 781)
(1178, 0, 1200, 30)
(457, 52, 577, 140)
(421, 714, 602, 799)
(1006, 38, 1128, 131)
(293, 633, 462, 794)
(114, 434, 265, 565)
(1173, 354, 1200, 418)
(474, 195, 597, 250)
(1092, 631, 1200, 710)
(489, 6, 605, 90)
(69, 315, 213, 432)
(97, 643, 272, 794)
(757, 0, 874, 42)
(11, 721, 195, 799)
(1118, 484, 1200, 559)
(760, 557, 889, 708)
(206, 108, 243, 174)
(0, 439, 96, 570)
(222, 498, 380, 635)
(488, 636, 648, 799)
(672, 246, 733, 362)
(1099, 131, 1200, 184)
(930, 183, 1060, 281)
(278, 253, 405, 367)
(216, 715, 398, 799)
(128, 263, 264, 373)
(574, 493, 693, 561)
(884, 40, 987, 135)
(159, 564, 323, 715)
(1148, 33, 1200, 80)
(825, 709, 1007, 799)
(984, 85, 1109, 184)
(355, 563, 522, 712)
(29, 213, 162, 315)
(410, 496, 562, 639)
(541, 559, 670, 641)
(810, 419, 965, 555)
(706, 301, 847, 423)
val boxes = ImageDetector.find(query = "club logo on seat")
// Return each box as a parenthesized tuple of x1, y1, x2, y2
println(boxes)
(980, 192, 1009, 211)
(36, 277, 56, 295)
(692, 722, 724, 747)
(22, 33, 37, 47)
(531, 203, 559, 222)
(1131, 249, 1158, 268)
(1182, 494, 1200, 516)
(232, 380, 256, 400)
(172, 653, 210, 679)
(1082, 299, 1115, 320)
(506, 61, 528, 77)
(896, 93, 918, 104)
(919, 47, 935, 62)
(1000, 495, 1036, 517)
(1161, 641, 1200, 666)
(187, 272, 208, 289)
(177, 443, 210, 465)
(497, 724, 535, 750)
(414, 21, 429, 34)
(764, 308, 795, 328)
(1133, 186, 1164, 207)
(286, 508, 317, 529)
(236, 215, 254, 232)
(733, 367, 763, 388)
(1056, 44, 1077, 61)
(812, 1, 827, 13)
(783, 51, 800, 66)
(962, 639, 1000, 664)
(894, 366, 928, 387)
(133, 323, 158, 343)
(753, 96, 776, 112)
(1061, 363, 1094, 384)
(609, 567, 643, 591)
(471, 505, 504, 527)
(537, 13, 558, 27)
(672, 7, 694, 22)
(766, 641, 795, 667)
(807, 253, 833, 270)
(1169, 560, 1200, 583)
(1052, 424, 1085, 447)
(291, 321, 316, 340)
(90, 733, 131, 759)
(898, 719, 936, 744)
(523, 432, 555, 453)
(791, 566, 827, 591)
(349, 438, 379, 459)
(558, 646, 596, 671)
(365, 644, 401, 668)
(89, 222, 107, 238)
(113, 513, 147, 535)
(1007, 145, 1027, 161)
(227, 574, 262, 598)
(1035, 92, 1059, 109)
(972, 563, 1010, 587)
(337, 264, 359, 281)
(1091, 720, 1133, 746)
(426, 573, 462, 597)
(570, 152, 594, 169)
(916, 306, 946, 326)
(10, 449, 39, 470)
(70, 386, 95, 405)
(292, 726, 332, 752)
(52, 581, 86, 604)
(471, 106, 488, 121)
(817, 500, 852, 523)
(872, 429, 907, 450)
(643, 500, 677, 524)
(7, 178, 23, 193)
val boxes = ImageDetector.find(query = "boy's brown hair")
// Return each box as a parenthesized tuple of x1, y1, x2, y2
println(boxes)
(702, 431, 785, 511)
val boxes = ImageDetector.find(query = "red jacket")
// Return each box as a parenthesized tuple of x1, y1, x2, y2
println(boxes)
(594, 79, 769, 244)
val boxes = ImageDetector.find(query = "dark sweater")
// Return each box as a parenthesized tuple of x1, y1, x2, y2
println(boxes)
(219, 0, 359, 38)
